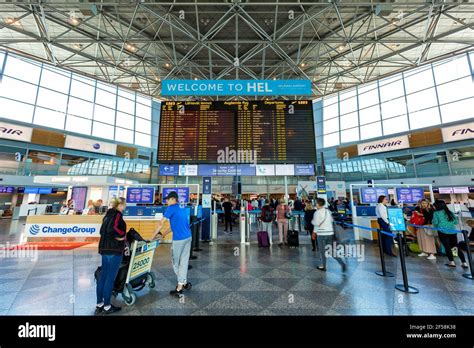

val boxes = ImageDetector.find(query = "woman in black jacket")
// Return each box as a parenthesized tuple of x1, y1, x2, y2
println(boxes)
(95, 197, 127, 315)
(304, 202, 317, 251)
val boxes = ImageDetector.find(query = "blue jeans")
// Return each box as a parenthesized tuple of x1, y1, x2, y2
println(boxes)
(96, 254, 122, 306)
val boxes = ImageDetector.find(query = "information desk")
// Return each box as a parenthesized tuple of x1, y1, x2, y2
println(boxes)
(25, 215, 173, 243)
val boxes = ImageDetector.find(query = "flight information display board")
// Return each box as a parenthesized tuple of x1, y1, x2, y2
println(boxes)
(158, 100, 315, 163)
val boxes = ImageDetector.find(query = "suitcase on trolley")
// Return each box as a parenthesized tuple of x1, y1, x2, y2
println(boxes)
(257, 231, 270, 248)
(287, 230, 299, 248)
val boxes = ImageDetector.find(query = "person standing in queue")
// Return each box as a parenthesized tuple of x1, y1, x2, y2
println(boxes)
(304, 202, 317, 251)
(259, 199, 275, 245)
(276, 199, 291, 247)
(376, 195, 396, 257)
(153, 191, 192, 297)
(433, 199, 468, 268)
(222, 197, 233, 235)
(312, 198, 346, 272)
(95, 197, 127, 315)
(415, 199, 437, 260)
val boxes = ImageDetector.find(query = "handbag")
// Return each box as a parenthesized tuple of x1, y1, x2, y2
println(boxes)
(284, 205, 292, 219)
(410, 212, 425, 226)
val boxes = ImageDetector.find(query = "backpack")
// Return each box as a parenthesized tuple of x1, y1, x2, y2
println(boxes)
(261, 206, 274, 222)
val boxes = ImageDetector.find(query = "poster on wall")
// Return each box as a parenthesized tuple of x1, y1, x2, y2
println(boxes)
(360, 187, 388, 204)
(395, 187, 424, 204)
(126, 187, 155, 204)
(71, 187, 88, 211)
(162, 187, 190, 204)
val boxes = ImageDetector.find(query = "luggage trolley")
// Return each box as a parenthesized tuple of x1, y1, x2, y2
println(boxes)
(121, 239, 159, 306)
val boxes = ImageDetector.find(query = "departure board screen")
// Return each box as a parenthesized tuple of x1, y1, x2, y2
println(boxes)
(158, 100, 315, 163)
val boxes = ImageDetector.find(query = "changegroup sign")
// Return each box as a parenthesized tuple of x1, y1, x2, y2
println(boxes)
(26, 223, 101, 237)
(357, 135, 410, 155)
(161, 79, 312, 96)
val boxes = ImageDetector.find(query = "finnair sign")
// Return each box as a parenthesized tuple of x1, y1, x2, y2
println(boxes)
(0, 122, 33, 142)
(442, 122, 474, 143)
(161, 79, 312, 96)
(358, 135, 410, 155)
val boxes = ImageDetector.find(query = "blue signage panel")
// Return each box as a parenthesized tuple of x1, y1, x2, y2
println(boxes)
(216, 164, 237, 176)
(126, 187, 155, 204)
(387, 208, 406, 232)
(162, 187, 190, 204)
(360, 187, 388, 204)
(161, 79, 312, 96)
(295, 164, 315, 176)
(237, 164, 256, 176)
(0, 186, 14, 194)
(197, 165, 217, 176)
(396, 187, 424, 204)
(24, 187, 39, 194)
(38, 188, 53, 195)
(316, 176, 326, 194)
(202, 177, 212, 195)
(159, 164, 179, 176)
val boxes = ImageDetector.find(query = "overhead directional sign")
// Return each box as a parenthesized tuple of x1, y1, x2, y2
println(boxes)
(161, 79, 312, 96)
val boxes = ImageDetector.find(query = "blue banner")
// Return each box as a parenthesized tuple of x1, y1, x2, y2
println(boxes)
(294, 164, 314, 176)
(316, 176, 326, 194)
(159, 164, 179, 176)
(162, 187, 190, 204)
(197, 165, 217, 176)
(202, 177, 212, 195)
(396, 187, 424, 204)
(126, 187, 155, 204)
(360, 187, 388, 204)
(161, 79, 312, 96)
(237, 164, 256, 176)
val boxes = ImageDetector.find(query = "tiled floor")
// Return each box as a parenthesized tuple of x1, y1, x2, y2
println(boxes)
(0, 218, 473, 315)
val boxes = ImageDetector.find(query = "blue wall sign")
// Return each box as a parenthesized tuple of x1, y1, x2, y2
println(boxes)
(162, 187, 190, 204)
(360, 187, 389, 204)
(161, 79, 312, 96)
(294, 164, 314, 176)
(126, 187, 155, 204)
(159, 164, 179, 176)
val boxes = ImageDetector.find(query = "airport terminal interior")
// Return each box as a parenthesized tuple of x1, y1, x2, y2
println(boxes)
(0, 0, 473, 317)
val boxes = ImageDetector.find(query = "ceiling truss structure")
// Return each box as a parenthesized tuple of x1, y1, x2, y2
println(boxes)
(0, 1, 473, 100)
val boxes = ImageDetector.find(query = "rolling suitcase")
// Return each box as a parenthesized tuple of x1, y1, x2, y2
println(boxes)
(257, 231, 270, 248)
(287, 230, 299, 248)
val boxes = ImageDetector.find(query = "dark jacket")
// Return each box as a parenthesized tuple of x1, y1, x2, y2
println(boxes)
(260, 205, 274, 223)
(304, 209, 316, 231)
(98, 208, 127, 255)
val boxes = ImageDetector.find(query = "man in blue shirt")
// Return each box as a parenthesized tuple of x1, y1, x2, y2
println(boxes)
(153, 191, 192, 297)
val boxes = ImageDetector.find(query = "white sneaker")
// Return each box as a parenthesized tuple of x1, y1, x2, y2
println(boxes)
(427, 254, 437, 260)
(418, 252, 428, 257)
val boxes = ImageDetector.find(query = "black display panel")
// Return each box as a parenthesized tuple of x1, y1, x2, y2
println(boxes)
(158, 100, 315, 164)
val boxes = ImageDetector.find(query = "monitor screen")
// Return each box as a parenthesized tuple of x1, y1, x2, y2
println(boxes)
(158, 100, 315, 163)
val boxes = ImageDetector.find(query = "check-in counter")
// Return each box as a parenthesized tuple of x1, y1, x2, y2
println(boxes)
(25, 214, 172, 243)
(352, 216, 379, 241)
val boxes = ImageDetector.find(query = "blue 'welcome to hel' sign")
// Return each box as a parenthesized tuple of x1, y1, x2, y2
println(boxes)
(161, 79, 312, 96)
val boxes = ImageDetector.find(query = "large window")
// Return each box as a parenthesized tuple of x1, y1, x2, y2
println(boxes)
(0, 51, 158, 148)
(314, 52, 474, 148)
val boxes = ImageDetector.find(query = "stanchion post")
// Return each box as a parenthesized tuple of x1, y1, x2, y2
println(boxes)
(462, 229, 474, 280)
(375, 229, 394, 277)
(395, 231, 418, 294)
(193, 218, 203, 252)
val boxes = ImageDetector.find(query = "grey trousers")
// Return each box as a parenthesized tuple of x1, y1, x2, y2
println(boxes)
(171, 237, 192, 285)
(317, 234, 345, 268)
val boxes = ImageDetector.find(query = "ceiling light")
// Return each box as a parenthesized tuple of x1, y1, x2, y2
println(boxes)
(337, 43, 347, 52)
(5, 17, 20, 26)
(73, 43, 83, 49)
(194, 77, 198, 81)
(125, 43, 137, 52)
(165, 63, 170, 67)
(272, 77, 276, 80)
(300, 62, 306, 67)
